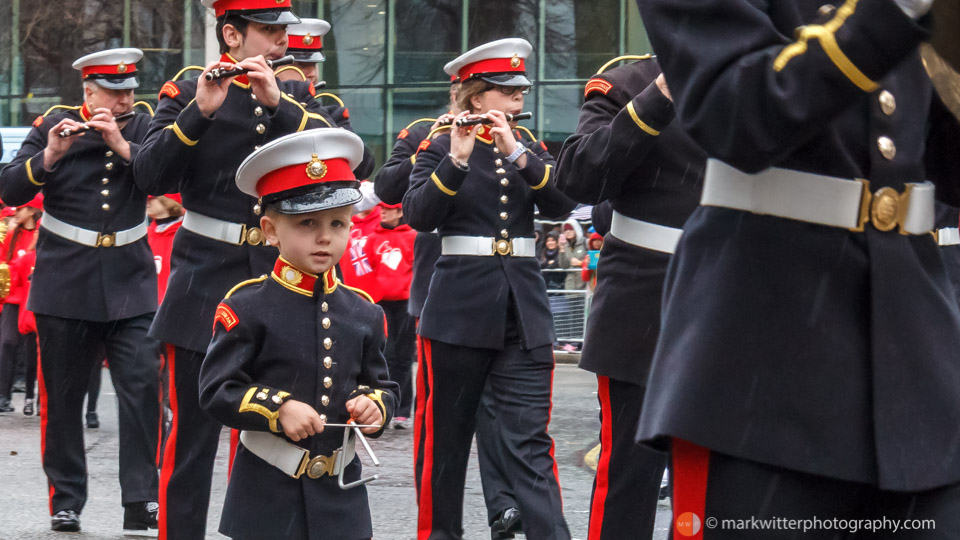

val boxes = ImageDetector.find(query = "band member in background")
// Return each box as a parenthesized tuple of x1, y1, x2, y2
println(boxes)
(374, 74, 525, 539)
(404, 38, 575, 540)
(555, 55, 706, 540)
(132, 1, 341, 537)
(0, 48, 160, 534)
(634, 0, 960, 534)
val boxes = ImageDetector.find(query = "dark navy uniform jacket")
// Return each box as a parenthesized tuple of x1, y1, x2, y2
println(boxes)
(199, 258, 397, 540)
(134, 75, 337, 352)
(374, 119, 440, 318)
(635, 0, 960, 491)
(556, 58, 705, 386)
(404, 126, 577, 350)
(0, 105, 157, 321)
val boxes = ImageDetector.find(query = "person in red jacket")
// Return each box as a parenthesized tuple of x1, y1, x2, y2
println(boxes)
(0, 194, 42, 413)
(369, 201, 417, 427)
(338, 181, 383, 302)
(580, 232, 603, 291)
(146, 194, 184, 304)
(13, 236, 38, 416)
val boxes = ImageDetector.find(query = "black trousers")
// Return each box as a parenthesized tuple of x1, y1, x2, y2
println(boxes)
(414, 338, 569, 540)
(158, 345, 223, 540)
(477, 379, 520, 525)
(86, 360, 103, 413)
(36, 313, 160, 514)
(381, 300, 416, 417)
(587, 376, 665, 540)
(671, 439, 960, 539)
(0, 304, 29, 399)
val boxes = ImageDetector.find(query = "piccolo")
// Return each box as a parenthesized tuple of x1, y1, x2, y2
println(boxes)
(315, 81, 327, 90)
(453, 112, 533, 127)
(58, 111, 136, 138)
(205, 55, 296, 81)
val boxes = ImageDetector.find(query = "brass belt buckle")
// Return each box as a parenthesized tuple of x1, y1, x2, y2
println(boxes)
(239, 224, 264, 246)
(96, 232, 117, 247)
(305, 451, 338, 479)
(850, 180, 913, 235)
(493, 238, 513, 256)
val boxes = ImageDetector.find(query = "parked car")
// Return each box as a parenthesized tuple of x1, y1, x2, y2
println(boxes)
(1, 127, 33, 166)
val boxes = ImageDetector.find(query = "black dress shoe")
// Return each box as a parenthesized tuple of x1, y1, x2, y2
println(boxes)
(0, 396, 13, 413)
(86, 411, 99, 429)
(491, 507, 522, 539)
(51, 509, 81, 532)
(123, 501, 159, 531)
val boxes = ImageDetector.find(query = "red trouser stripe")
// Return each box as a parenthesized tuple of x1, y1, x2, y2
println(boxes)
(158, 344, 178, 540)
(156, 353, 165, 468)
(672, 438, 710, 539)
(36, 333, 54, 515)
(588, 376, 613, 540)
(548, 354, 562, 505)
(412, 332, 425, 498)
(228, 429, 240, 478)
(416, 337, 436, 540)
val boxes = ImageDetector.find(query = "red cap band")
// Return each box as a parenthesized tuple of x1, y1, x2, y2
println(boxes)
(81, 63, 138, 78)
(256, 158, 355, 198)
(458, 57, 525, 82)
(211, 0, 292, 17)
(288, 34, 322, 50)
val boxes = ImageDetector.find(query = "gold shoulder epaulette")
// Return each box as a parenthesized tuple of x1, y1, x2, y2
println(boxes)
(405, 118, 437, 130)
(172, 66, 205, 82)
(224, 275, 269, 299)
(340, 282, 375, 303)
(315, 92, 345, 108)
(274, 65, 307, 81)
(41, 105, 81, 117)
(515, 126, 538, 142)
(132, 101, 155, 116)
(426, 124, 452, 140)
(596, 54, 653, 75)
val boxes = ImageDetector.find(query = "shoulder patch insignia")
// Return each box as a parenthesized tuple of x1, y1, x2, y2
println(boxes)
(159, 82, 181, 100)
(398, 128, 409, 140)
(540, 141, 548, 152)
(418, 139, 431, 153)
(584, 78, 613, 98)
(342, 108, 350, 120)
(32, 116, 43, 128)
(214, 303, 239, 333)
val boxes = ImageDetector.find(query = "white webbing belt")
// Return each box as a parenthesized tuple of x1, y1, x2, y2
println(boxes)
(41, 212, 147, 248)
(609, 211, 683, 254)
(239, 430, 354, 479)
(938, 227, 960, 247)
(182, 211, 247, 245)
(701, 159, 935, 235)
(441, 236, 536, 257)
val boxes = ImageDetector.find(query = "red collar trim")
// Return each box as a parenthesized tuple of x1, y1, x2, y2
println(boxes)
(271, 257, 337, 297)
(221, 53, 250, 87)
(80, 103, 93, 122)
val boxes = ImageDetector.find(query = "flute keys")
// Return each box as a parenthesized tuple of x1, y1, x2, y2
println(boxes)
(256, 124, 266, 135)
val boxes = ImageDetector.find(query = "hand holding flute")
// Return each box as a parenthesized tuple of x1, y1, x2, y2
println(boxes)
(453, 111, 532, 127)
(205, 55, 295, 81)
(58, 111, 135, 138)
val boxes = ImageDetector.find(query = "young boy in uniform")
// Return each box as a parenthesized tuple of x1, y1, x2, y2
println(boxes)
(199, 128, 398, 540)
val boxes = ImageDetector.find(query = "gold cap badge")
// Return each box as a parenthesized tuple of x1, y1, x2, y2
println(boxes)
(510, 54, 521, 68)
(117, 63, 127, 73)
(303, 34, 314, 46)
(306, 154, 328, 180)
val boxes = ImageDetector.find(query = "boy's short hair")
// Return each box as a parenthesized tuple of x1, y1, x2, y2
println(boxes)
(216, 15, 250, 54)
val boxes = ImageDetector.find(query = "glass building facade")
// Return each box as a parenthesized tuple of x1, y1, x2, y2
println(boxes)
(0, 0, 652, 172)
